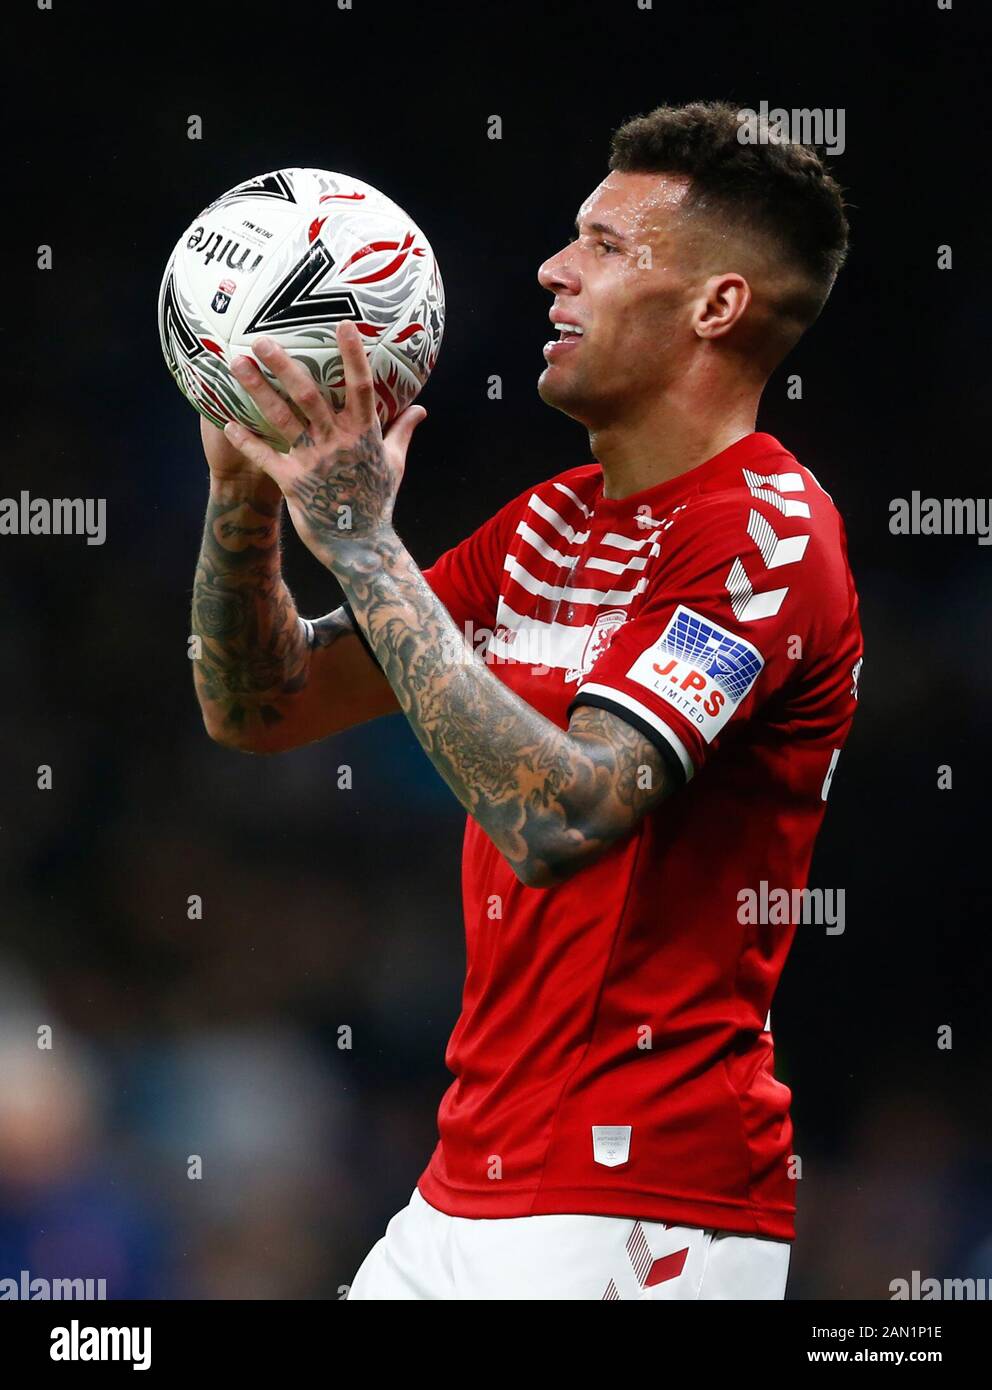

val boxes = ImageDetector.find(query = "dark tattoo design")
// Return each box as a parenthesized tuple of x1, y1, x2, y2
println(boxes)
(192, 491, 314, 741)
(289, 429, 393, 545)
(327, 532, 671, 885)
(217, 519, 272, 544)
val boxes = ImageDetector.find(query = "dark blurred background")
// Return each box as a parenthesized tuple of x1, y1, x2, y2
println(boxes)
(3, 0, 989, 1299)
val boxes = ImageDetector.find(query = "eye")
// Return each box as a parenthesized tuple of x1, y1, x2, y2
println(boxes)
(600, 240, 620, 255)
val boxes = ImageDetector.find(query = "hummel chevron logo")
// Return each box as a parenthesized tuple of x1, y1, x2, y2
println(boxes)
(743, 467, 811, 519)
(725, 556, 790, 621)
(723, 470, 813, 620)
(747, 508, 810, 569)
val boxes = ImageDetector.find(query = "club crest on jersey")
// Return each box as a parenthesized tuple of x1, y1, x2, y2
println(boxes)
(565, 608, 628, 684)
(626, 604, 764, 742)
(211, 279, 237, 314)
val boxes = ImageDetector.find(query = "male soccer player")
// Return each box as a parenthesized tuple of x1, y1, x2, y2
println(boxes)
(191, 102, 862, 1300)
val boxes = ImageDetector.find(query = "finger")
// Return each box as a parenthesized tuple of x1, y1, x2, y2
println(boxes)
(249, 338, 334, 435)
(230, 351, 310, 446)
(222, 421, 287, 483)
(335, 320, 376, 422)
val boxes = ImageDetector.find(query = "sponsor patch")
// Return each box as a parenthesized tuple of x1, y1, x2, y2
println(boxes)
(626, 604, 764, 742)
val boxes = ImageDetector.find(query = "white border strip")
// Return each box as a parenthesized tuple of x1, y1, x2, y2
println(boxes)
(575, 682, 695, 781)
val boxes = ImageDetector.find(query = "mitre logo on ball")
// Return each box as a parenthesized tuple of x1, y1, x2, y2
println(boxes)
(158, 168, 445, 450)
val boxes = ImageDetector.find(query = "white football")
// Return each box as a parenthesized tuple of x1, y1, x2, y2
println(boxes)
(158, 168, 445, 449)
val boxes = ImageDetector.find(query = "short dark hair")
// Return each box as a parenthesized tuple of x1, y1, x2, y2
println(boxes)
(609, 101, 849, 328)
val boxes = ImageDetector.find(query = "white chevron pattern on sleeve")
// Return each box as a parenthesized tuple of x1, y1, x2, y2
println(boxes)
(723, 469, 812, 621)
(746, 508, 811, 569)
(725, 556, 790, 622)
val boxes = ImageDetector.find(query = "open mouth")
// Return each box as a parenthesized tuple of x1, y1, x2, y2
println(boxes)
(543, 324, 584, 359)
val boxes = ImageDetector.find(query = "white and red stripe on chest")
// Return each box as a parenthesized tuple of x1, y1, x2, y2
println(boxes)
(485, 479, 685, 684)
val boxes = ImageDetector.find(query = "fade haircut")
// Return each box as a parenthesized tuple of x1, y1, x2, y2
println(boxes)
(609, 101, 849, 337)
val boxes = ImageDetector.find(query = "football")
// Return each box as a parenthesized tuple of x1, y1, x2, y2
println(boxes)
(158, 168, 445, 449)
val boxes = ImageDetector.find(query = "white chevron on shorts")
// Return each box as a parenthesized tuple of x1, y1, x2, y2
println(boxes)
(626, 1222, 653, 1285)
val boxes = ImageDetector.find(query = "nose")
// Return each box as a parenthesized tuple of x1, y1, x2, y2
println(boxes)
(538, 243, 580, 295)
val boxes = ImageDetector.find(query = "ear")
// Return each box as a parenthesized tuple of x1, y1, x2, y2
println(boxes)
(693, 273, 752, 341)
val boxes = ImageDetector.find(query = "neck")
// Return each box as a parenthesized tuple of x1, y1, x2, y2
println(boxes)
(588, 381, 762, 500)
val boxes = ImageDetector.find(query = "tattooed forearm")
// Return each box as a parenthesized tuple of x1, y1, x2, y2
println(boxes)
(191, 486, 314, 743)
(327, 529, 670, 885)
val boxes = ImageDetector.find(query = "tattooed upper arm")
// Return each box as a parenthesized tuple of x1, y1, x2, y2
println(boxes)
(522, 704, 675, 886)
(568, 703, 672, 819)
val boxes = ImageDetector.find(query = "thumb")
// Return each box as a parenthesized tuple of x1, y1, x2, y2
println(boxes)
(385, 404, 427, 459)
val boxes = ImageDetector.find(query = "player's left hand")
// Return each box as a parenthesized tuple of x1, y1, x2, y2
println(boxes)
(223, 321, 426, 563)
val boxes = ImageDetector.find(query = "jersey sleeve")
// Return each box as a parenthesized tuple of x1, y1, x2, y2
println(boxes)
(567, 492, 817, 782)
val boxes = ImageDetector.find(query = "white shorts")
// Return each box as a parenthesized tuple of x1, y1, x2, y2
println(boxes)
(347, 1187, 791, 1300)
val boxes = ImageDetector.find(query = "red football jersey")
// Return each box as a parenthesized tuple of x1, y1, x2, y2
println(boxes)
(410, 431, 863, 1238)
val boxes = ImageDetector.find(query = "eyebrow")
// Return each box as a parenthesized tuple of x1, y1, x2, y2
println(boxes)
(574, 217, 626, 242)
